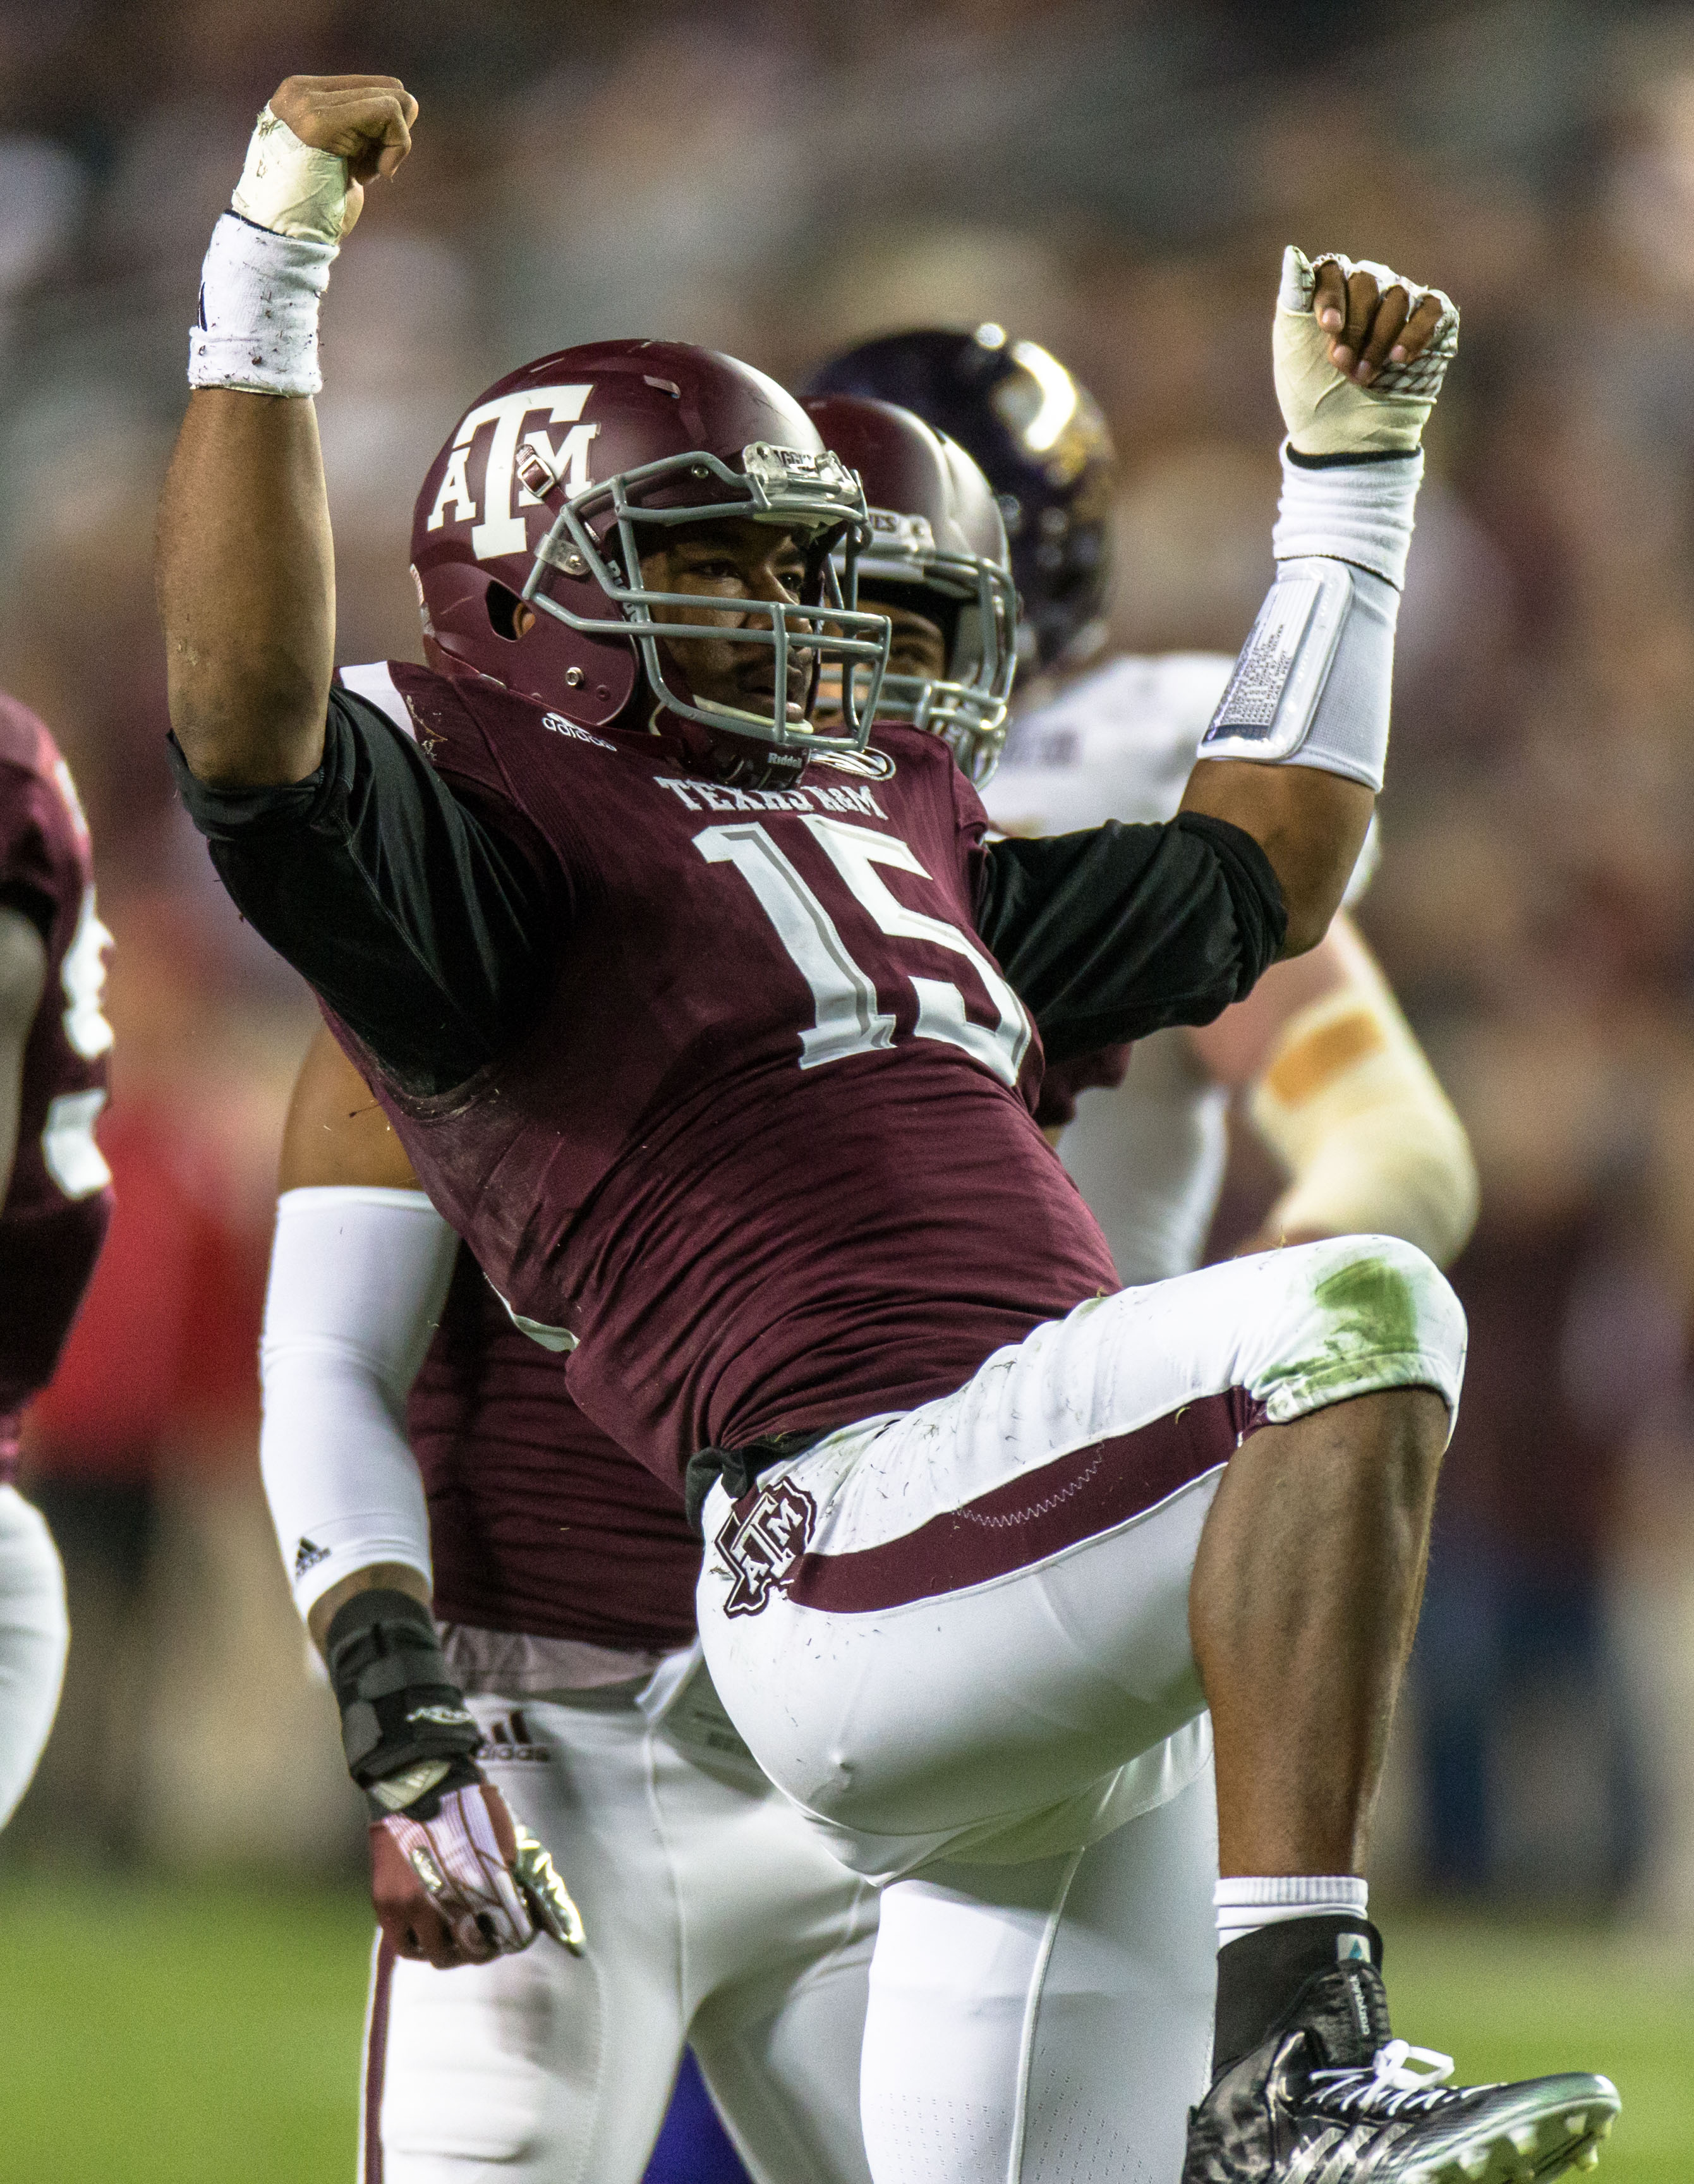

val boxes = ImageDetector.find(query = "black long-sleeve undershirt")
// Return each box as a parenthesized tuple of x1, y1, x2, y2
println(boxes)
(169, 692, 1286, 1097)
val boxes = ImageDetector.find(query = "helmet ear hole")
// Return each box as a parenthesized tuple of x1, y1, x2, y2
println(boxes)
(485, 582, 526, 641)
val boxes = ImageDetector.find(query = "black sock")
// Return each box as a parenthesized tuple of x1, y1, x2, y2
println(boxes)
(1212, 1914, 1382, 2075)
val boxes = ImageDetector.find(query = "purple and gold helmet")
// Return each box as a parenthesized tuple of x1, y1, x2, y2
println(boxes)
(803, 327, 1116, 674)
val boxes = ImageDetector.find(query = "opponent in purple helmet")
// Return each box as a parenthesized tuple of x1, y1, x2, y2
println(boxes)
(802, 327, 1116, 674)
(804, 394, 1017, 785)
(411, 341, 890, 783)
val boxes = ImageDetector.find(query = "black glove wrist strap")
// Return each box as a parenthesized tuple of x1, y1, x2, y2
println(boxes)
(324, 1587, 481, 1816)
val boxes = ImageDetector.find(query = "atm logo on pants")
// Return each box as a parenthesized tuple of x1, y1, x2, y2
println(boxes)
(716, 1479, 817, 1617)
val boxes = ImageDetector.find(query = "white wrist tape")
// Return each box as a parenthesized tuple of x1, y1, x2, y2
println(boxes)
(260, 1186, 460, 1620)
(188, 212, 336, 396)
(232, 107, 358, 243)
(1274, 245, 1458, 459)
(1250, 936, 1479, 1267)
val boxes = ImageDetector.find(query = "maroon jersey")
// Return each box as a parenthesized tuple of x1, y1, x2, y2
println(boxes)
(0, 696, 112, 1479)
(347, 664, 1118, 1489)
(409, 1243, 701, 1649)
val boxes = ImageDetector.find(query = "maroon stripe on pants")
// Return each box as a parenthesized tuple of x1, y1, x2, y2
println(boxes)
(363, 1935, 396, 2184)
(784, 1385, 1263, 1615)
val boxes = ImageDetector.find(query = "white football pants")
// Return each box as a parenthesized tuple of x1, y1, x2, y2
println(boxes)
(699, 1234, 1465, 1883)
(862, 1756, 1218, 2184)
(0, 1484, 69, 1829)
(699, 1236, 1463, 2184)
(362, 1663, 878, 2184)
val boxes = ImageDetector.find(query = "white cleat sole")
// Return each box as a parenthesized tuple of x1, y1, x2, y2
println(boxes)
(1401, 2084, 1619, 2184)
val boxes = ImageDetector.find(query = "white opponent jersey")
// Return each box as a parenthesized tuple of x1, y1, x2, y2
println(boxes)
(984, 655, 1235, 1283)
(985, 654, 1379, 1282)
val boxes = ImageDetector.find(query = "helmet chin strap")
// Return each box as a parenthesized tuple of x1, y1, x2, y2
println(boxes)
(649, 703, 809, 791)
(633, 635, 815, 791)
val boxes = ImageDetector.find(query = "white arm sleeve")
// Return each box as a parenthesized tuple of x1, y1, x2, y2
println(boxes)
(1197, 454, 1420, 792)
(260, 1186, 460, 1623)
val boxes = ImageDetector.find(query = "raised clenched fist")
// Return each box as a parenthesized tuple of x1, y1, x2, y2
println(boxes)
(1274, 247, 1459, 459)
(245, 75, 417, 240)
(268, 75, 418, 180)
(1306, 255, 1450, 387)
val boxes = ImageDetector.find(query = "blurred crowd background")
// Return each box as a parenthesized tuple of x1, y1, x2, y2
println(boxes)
(1, 0, 1692, 1923)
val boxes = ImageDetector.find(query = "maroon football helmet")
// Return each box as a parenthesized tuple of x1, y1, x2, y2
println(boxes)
(803, 395, 1017, 784)
(411, 342, 889, 772)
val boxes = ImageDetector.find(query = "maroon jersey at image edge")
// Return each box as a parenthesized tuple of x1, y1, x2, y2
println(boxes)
(341, 662, 1120, 1489)
(0, 695, 112, 1480)
(409, 1244, 701, 1650)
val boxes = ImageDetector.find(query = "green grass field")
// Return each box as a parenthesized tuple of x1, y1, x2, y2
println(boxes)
(0, 1876, 1686, 2181)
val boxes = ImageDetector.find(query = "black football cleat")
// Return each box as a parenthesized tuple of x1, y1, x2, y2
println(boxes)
(1183, 1956, 1619, 2182)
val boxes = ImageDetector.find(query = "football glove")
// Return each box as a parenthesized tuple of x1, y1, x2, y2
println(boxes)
(371, 1779, 586, 1967)
(326, 1588, 586, 1967)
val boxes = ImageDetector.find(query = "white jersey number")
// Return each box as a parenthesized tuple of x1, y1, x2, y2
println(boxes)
(695, 817, 1032, 1087)
(42, 1088, 111, 1199)
(40, 882, 114, 1199)
(61, 886, 114, 1062)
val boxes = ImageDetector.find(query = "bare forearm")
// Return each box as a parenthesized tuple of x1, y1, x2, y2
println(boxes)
(1180, 758, 1372, 957)
(157, 389, 334, 787)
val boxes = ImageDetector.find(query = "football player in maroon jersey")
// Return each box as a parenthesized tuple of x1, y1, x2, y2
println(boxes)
(0, 693, 113, 1829)
(159, 76, 1618, 2184)
(257, 407, 1154, 2184)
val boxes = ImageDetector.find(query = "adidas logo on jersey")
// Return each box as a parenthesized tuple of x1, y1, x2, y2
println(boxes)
(542, 713, 616, 750)
(294, 1538, 330, 1579)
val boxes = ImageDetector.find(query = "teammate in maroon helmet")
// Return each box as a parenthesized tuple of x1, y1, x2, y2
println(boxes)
(259, 409, 1159, 2184)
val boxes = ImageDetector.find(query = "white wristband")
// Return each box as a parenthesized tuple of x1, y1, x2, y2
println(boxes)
(1271, 443, 1422, 592)
(188, 212, 336, 397)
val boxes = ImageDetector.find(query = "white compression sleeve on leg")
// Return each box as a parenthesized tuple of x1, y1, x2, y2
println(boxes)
(260, 1186, 460, 1622)
(0, 1487, 67, 1829)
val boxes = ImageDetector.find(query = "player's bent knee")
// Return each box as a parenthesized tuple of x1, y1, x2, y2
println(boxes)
(1246, 1231, 1467, 1436)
